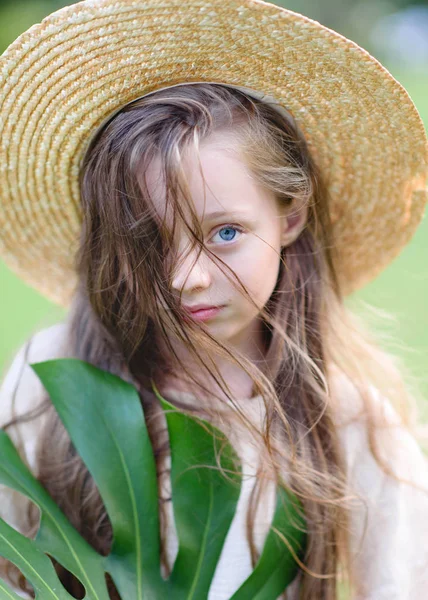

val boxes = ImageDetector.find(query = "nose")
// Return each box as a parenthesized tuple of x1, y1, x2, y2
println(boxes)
(171, 244, 212, 294)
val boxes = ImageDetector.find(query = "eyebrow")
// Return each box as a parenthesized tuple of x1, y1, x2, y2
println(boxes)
(202, 210, 253, 221)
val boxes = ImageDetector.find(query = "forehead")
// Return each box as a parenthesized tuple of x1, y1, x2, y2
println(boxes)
(143, 133, 268, 228)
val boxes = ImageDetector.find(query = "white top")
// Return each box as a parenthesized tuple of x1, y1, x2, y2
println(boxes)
(1, 323, 428, 599)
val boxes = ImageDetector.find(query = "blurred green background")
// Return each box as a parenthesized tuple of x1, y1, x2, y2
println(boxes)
(0, 0, 427, 422)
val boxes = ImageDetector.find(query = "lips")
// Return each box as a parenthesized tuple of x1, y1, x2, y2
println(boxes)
(182, 304, 225, 322)
(183, 304, 222, 313)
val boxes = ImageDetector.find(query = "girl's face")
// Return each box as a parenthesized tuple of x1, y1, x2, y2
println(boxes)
(144, 131, 307, 360)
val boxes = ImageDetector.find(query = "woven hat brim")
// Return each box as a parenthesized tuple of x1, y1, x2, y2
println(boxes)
(0, 0, 427, 306)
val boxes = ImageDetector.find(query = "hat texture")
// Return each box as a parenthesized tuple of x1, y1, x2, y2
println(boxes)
(0, 0, 427, 306)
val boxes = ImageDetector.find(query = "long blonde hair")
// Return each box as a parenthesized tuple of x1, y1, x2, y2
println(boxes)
(1, 82, 425, 599)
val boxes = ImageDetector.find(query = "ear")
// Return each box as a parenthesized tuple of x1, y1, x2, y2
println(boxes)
(279, 198, 308, 248)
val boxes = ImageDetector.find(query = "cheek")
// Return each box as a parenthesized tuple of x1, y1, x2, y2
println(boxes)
(227, 238, 282, 307)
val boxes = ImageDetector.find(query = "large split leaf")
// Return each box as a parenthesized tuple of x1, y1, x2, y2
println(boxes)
(0, 358, 307, 599)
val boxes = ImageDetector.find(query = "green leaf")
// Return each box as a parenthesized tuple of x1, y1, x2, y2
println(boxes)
(0, 513, 74, 599)
(0, 427, 109, 599)
(30, 359, 165, 599)
(230, 485, 307, 599)
(153, 383, 306, 599)
(0, 359, 307, 599)
(153, 384, 243, 599)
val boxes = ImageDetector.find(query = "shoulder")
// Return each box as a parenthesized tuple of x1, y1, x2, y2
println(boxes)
(0, 321, 71, 460)
(328, 362, 403, 429)
(328, 363, 428, 483)
(1, 321, 71, 412)
(0, 321, 71, 535)
(328, 366, 428, 596)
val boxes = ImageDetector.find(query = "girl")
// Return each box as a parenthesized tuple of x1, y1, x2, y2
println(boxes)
(0, 1, 428, 599)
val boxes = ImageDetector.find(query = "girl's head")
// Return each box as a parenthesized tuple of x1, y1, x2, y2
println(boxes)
(144, 126, 308, 356)
(77, 82, 336, 403)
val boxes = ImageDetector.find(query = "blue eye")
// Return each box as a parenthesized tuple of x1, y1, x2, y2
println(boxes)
(212, 225, 243, 244)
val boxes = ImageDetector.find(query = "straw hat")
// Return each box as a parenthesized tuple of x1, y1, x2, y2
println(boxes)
(0, 0, 427, 306)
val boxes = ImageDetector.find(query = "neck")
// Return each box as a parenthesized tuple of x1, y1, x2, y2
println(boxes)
(155, 316, 268, 402)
